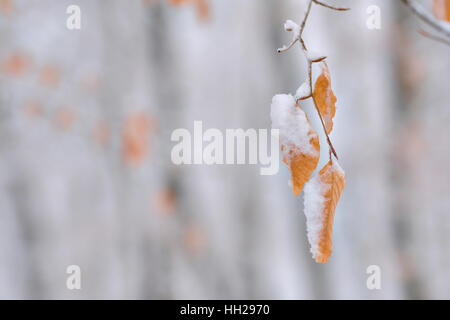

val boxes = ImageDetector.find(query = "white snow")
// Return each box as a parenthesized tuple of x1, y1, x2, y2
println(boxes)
(270, 94, 318, 161)
(284, 20, 300, 38)
(303, 169, 327, 259)
(306, 50, 326, 62)
(331, 158, 345, 177)
(294, 82, 311, 101)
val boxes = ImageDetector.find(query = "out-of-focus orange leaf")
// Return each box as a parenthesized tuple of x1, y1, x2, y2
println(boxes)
(23, 100, 43, 118)
(92, 120, 111, 147)
(167, 0, 210, 21)
(304, 159, 345, 263)
(1, 53, 31, 76)
(195, 0, 210, 21)
(39, 64, 61, 87)
(152, 188, 176, 216)
(432, 0, 450, 21)
(122, 112, 155, 166)
(167, 0, 189, 5)
(0, 0, 13, 16)
(313, 62, 337, 135)
(54, 107, 75, 130)
(183, 224, 207, 254)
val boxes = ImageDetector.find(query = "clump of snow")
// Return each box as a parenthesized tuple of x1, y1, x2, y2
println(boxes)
(284, 20, 299, 37)
(307, 50, 326, 62)
(303, 169, 327, 259)
(294, 82, 311, 101)
(270, 94, 318, 160)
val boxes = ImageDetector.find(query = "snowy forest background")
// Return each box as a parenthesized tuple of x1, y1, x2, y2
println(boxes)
(0, 0, 449, 299)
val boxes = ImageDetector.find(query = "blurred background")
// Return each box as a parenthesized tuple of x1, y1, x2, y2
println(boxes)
(0, 0, 449, 299)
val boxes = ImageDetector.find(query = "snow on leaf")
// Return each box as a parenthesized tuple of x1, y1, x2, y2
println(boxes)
(307, 50, 327, 63)
(271, 94, 320, 196)
(313, 61, 337, 135)
(295, 81, 311, 101)
(432, 0, 450, 22)
(304, 159, 345, 263)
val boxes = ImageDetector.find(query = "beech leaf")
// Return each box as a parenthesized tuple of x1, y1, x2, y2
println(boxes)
(271, 94, 320, 196)
(304, 159, 346, 263)
(313, 62, 337, 135)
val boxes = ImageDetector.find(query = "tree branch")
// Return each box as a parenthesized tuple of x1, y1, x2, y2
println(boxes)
(400, 0, 450, 42)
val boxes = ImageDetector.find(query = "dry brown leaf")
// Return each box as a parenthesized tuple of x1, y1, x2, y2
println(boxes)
(313, 62, 337, 135)
(304, 159, 345, 263)
(432, 0, 450, 22)
(281, 123, 320, 196)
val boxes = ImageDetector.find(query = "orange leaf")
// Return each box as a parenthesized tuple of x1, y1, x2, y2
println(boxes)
(167, 0, 210, 21)
(271, 94, 320, 196)
(194, 0, 210, 21)
(432, 0, 450, 22)
(313, 62, 337, 135)
(167, 0, 187, 5)
(282, 133, 320, 196)
(304, 159, 345, 263)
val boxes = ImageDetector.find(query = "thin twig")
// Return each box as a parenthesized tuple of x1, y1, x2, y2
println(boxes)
(400, 0, 450, 42)
(277, 38, 298, 53)
(299, 0, 314, 42)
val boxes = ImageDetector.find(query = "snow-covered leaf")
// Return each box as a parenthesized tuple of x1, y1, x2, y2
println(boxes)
(271, 94, 320, 196)
(304, 159, 346, 263)
(295, 81, 311, 101)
